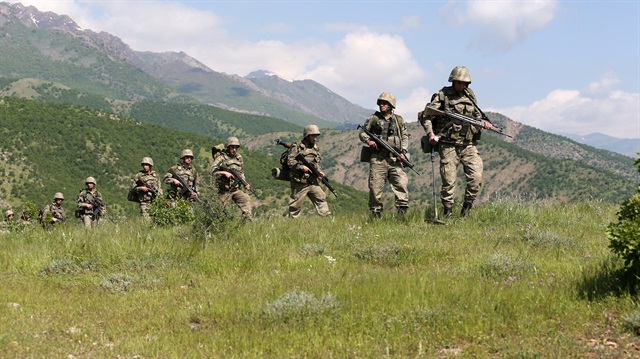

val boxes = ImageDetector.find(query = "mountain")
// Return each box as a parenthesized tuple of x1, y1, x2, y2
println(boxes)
(559, 132, 639, 159)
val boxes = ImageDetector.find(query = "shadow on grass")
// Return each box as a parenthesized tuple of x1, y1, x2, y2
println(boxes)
(576, 256, 640, 300)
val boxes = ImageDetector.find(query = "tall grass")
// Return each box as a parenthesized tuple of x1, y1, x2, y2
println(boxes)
(0, 200, 636, 358)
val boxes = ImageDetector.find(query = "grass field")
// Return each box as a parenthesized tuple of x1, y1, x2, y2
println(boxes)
(1, 199, 638, 358)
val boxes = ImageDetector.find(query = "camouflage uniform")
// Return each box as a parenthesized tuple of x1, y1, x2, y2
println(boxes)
(1, 210, 16, 232)
(210, 139, 253, 221)
(76, 178, 105, 228)
(423, 66, 488, 216)
(133, 157, 162, 220)
(359, 92, 409, 215)
(42, 193, 66, 228)
(287, 126, 331, 218)
(163, 149, 199, 205)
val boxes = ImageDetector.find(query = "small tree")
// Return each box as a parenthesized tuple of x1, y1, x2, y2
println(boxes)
(608, 156, 640, 274)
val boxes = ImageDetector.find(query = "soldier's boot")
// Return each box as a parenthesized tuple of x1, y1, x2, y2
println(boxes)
(397, 206, 409, 216)
(443, 205, 453, 218)
(371, 210, 382, 219)
(461, 202, 473, 217)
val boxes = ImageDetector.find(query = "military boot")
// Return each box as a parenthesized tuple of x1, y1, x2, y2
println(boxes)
(443, 205, 453, 218)
(371, 210, 382, 219)
(397, 206, 409, 216)
(461, 202, 473, 217)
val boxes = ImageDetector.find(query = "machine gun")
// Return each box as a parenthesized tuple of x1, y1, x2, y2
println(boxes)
(424, 106, 513, 139)
(294, 153, 338, 198)
(168, 168, 203, 203)
(135, 178, 159, 199)
(221, 165, 260, 198)
(357, 124, 420, 175)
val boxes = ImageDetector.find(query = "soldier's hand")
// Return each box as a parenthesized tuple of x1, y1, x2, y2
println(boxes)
(223, 171, 234, 179)
(245, 184, 251, 191)
(86, 203, 93, 210)
(483, 120, 493, 130)
(173, 179, 182, 186)
(368, 140, 378, 149)
(428, 132, 439, 144)
(140, 186, 149, 192)
(52, 218, 58, 222)
(190, 191, 198, 199)
(302, 165, 312, 173)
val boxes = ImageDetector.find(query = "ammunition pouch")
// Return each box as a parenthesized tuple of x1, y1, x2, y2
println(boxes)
(360, 146, 373, 162)
(74, 209, 83, 218)
(420, 135, 431, 153)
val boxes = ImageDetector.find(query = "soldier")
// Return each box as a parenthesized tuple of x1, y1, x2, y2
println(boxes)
(210, 137, 253, 221)
(42, 192, 66, 227)
(132, 157, 163, 220)
(163, 149, 199, 204)
(359, 92, 410, 217)
(1, 209, 15, 231)
(287, 125, 331, 218)
(76, 177, 106, 228)
(422, 66, 493, 217)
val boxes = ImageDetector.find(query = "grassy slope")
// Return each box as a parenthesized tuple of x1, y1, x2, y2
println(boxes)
(0, 200, 637, 357)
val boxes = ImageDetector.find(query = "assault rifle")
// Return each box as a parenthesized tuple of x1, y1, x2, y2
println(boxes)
(52, 211, 66, 224)
(294, 153, 338, 198)
(221, 165, 260, 198)
(88, 198, 116, 223)
(424, 106, 513, 139)
(135, 178, 159, 199)
(357, 124, 420, 175)
(168, 168, 203, 203)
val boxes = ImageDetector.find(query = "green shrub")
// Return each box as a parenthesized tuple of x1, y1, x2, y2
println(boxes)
(608, 156, 640, 274)
(148, 197, 195, 227)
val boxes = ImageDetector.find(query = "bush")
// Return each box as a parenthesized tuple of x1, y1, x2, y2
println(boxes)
(608, 156, 640, 274)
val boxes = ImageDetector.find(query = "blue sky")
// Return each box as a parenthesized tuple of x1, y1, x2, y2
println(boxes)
(11, 0, 640, 141)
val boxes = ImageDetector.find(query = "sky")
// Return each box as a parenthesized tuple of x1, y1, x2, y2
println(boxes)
(8, 0, 640, 140)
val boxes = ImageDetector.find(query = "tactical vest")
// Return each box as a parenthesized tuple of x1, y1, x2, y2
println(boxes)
(289, 140, 321, 184)
(367, 112, 405, 151)
(438, 86, 481, 145)
(216, 152, 245, 191)
(135, 171, 160, 202)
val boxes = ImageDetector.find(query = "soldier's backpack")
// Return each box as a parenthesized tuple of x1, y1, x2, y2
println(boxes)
(271, 139, 297, 181)
(127, 186, 139, 202)
(211, 143, 225, 159)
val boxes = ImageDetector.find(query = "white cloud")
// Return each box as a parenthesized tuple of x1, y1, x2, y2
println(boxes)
(446, 0, 558, 51)
(491, 75, 640, 138)
(302, 32, 425, 107)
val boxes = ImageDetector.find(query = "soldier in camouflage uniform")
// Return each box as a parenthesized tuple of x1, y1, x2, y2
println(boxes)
(210, 137, 253, 221)
(163, 149, 199, 205)
(359, 92, 410, 217)
(133, 157, 163, 220)
(1, 209, 15, 231)
(76, 177, 106, 228)
(422, 66, 493, 217)
(42, 192, 66, 227)
(287, 125, 331, 218)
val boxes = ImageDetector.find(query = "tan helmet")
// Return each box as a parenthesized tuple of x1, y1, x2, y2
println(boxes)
(141, 157, 154, 167)
(303, 125, 321, 138)
(448, 66, 472, 84)
(5, 209, 14, 218)
(54, 192, 64, 200)
(377, 92, 397, 109)
(180, 149, 194, 159)
(225, 136, 240, 147)
(85, 177, 96, 185)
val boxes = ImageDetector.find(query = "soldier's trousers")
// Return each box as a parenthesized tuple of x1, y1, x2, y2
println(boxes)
(438, 143, 483, 207)
(219, 190, 252, 220)
(368, 156, 409, 212)
(82, 214, 99, 228)
(139, 201, 150, 220)
(289, 181, 330, 218)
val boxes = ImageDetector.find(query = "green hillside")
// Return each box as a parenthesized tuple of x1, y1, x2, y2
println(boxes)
(0, 97, 366, 217)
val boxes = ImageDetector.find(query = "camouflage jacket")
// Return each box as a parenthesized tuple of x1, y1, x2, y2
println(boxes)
(287, 138, 322, 184)
(359, 112, 408, 157)
(209, 151, 246, 192)
(76, 189, 105, 216)
(42, 201, 66, 223)
(163, 163, 199, 199)
(133, 170, 162, 203)
(427, 86, 482, 146)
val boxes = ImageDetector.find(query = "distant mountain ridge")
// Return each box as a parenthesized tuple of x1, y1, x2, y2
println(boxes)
(559, 132, 639, 159)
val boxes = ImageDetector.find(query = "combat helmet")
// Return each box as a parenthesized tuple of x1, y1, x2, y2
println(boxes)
(85, 177, 96, 185)
(180, 149, 194, 159)
(54, 192, 64, 200)
(5, 209, 14, 218)
(448, 66, 472, 84)
(225, 136, 241, 147)
(303, 125, 321, 138)
(377, 92, 396, 109)
(141, 157, 154, 167)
